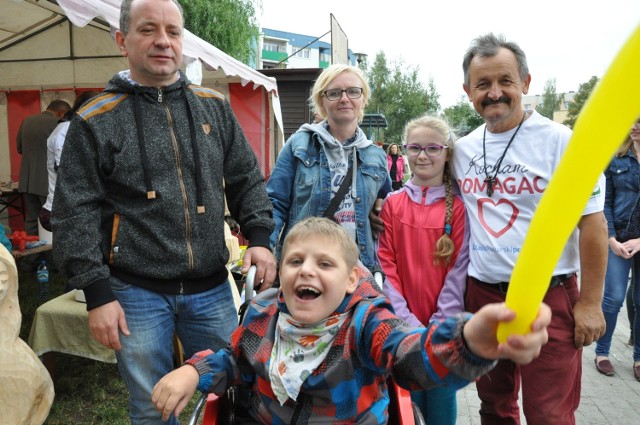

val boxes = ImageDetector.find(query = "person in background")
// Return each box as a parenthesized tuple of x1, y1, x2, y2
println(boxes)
(595, 117, 640, 381)
(451, 33, 607, 424)
(267, 64, 391, 271)
(39, 91, 100, 232)
(51, 0, 276, 423)
(386, 143, 405, 190)
(378, 115, 468, 424)
(152, 217, 552, 424)
(16, 99, 70, 269)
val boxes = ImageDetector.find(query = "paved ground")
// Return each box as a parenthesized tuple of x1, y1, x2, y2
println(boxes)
(456, 305, 640, 424)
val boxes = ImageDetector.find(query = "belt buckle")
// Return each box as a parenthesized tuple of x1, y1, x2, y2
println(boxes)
(549, 274, 567, 289)
(498, 281, 509, 295)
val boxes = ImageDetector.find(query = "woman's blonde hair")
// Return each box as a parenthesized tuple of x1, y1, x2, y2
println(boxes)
(616, 118, 640, 157)
(310, 64, 370, 124)
(403, 115, 457, 266)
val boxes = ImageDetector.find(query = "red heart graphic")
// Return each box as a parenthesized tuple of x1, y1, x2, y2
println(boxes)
(477, 198, 520, 238)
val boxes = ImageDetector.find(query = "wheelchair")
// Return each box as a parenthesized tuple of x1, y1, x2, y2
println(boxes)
(187, 267, 426, 425)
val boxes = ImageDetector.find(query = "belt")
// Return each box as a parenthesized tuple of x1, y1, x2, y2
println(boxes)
(471, 273, 575, 295)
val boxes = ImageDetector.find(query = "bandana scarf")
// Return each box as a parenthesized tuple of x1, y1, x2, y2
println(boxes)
(269, 311, 349, 405)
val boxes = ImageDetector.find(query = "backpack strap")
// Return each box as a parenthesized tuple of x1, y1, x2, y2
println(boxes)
(322, 163, 354, 219)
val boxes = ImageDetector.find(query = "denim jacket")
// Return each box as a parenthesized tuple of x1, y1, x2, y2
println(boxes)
(267, 129, 391, 269)
(604, 149, 640, 240)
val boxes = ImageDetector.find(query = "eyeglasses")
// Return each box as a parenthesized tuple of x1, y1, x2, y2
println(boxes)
(322, 87, 364, 101)
(404, 144, 449, 157)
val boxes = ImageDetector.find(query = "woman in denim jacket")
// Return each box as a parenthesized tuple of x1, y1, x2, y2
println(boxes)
(595, 118, 640, 380)
(267, 64, 391, 270)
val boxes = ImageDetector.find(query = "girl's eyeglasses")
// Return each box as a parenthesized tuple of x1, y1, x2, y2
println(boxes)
(403, 144, 448, 157)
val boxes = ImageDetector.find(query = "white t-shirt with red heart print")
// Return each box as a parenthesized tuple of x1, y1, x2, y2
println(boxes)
(451, 111, 604, 283)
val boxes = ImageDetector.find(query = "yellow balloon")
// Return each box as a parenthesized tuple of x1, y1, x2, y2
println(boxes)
(497, 24, 640, 342)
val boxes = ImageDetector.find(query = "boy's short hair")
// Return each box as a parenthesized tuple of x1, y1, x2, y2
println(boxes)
(281, 217, 359, 269)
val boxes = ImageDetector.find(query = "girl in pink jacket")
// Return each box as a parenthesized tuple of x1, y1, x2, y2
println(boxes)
(378, 115, 469, 425)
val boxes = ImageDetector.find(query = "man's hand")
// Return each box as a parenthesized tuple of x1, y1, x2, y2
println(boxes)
(87, 300, 130, 350)
(241, 246, 277, 292)
(369, 198, 384, 240)
(575, 212, 607, 348)
(573, 299, 605, 348)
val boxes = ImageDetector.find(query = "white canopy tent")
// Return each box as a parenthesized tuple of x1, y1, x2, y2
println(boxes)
(0, 0, 283, 187)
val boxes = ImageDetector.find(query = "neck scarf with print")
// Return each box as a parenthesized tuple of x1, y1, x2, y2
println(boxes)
(269, 310, 349, 405)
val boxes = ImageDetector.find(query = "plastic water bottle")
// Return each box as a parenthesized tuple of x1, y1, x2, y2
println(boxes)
(37, 260, 49, 304)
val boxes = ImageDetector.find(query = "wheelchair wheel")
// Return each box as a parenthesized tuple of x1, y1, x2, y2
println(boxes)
(411, 402, 426, 425)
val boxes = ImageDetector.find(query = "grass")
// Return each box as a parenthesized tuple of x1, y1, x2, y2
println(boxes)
(17, 260, 202, 424)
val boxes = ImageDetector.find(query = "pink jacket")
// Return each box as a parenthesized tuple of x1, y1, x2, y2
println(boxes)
(377, 179, 469, 327)
(386, 154, 405, 183)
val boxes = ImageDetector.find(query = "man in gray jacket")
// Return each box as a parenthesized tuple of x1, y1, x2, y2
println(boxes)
(51, 0, 275, 423)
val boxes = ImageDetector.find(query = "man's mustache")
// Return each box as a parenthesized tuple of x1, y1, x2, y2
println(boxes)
(482, 97, 511, 107)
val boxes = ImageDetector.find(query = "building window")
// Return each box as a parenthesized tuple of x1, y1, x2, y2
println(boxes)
(264, 41, 285, 53)
(293, 47, 310, 59)
(524, 104, 531, 110)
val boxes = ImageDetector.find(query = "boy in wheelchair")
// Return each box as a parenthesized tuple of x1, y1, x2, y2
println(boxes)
(153, 217, 550, 424)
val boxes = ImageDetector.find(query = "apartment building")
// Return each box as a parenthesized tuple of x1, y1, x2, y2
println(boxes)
(522, 92, 576, 124)
(259, 28, 357, 69)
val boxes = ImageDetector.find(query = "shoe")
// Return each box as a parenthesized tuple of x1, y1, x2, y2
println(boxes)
(594, 358, 615, 376)
(634, 364, 640, 381)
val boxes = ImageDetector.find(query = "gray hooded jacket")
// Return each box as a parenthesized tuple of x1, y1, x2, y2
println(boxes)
(52, 71, 273, 310)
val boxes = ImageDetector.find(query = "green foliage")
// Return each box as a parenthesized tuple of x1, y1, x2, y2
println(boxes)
(442, 97, 484, 137)
(181, 0, 260, 64)
(364, 52, 432, 144)
(535, 78, 564, 120)
(563, 76, 599, 129)
(426, 78, 440, 115)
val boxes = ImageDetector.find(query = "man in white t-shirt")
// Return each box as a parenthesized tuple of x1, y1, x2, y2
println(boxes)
(451, 33, 608, 425)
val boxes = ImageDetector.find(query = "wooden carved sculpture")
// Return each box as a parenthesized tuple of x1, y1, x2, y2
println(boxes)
(0, 245, 54, 424)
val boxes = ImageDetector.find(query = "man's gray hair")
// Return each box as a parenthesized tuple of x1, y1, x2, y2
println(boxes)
(119, 0, 184, 35)
(462, 33, 529, 87)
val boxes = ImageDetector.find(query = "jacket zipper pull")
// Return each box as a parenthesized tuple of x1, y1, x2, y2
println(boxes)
(157, 88, 163, 103)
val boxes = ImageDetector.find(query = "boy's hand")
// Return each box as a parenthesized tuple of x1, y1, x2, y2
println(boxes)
(151, 365, 200, 421)
(463, 303, 551, 365)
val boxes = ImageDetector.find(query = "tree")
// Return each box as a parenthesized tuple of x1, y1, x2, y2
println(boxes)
(442, 97, 484, 137)
(535, 78, 564, 120)
(426, 78, 440, 115)
(563, 76, 599, 129)
(181, 0, 260, 64)
(364, 52, 431, 144)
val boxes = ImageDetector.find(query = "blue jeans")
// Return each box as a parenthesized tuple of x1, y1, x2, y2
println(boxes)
(595, 248, 640, 361)
(110, 275, 238, 424)
(410, 386, 457, 425)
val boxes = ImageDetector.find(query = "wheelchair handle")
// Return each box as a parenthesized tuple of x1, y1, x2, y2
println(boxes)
(374, 271, 383, 289)
(245, 265, 256, 302)
(187, 393, 207, 425)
